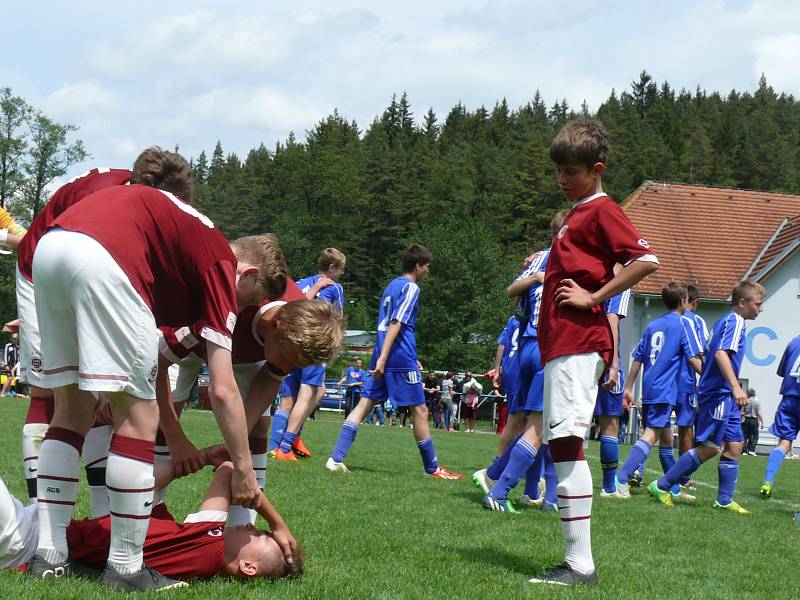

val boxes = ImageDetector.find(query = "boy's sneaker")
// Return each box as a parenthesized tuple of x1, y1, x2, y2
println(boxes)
(517, 494, 544, 509)
(274, 448, 298, 462)
(713, 500, 750, 515)
(615, 479, 631, 499)
(599, 488, 626, 499)
(291, 437, 312, 458)
(760, 482, 773, 498)
(482, 494, 518, 513)
(471, 469, 496, 494)
(673, 485, 696, 502)
(100, 565, 187, 591)
(541, 501, 559, 512)
(429, 466, 463, 480)
(528, 563, 598, 586)
(647, 480, 674, 507)
(325, 457, 349, 472)
(628, 472, 643, 488)
(27, 554, 99, 579)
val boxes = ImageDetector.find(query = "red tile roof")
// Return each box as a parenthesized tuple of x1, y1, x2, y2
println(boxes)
(621, 182, 800, 299)
(746, 216, 800, 281)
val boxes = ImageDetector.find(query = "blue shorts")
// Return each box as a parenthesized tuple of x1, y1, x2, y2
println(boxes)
(594, 388, 623, 417)
(507, 392, 526, 414)
(518, 337, 544, 413)
(362, 370, 425, 407)
(674, 392, 697, 428)
(695, 392, 744, 447)
(769, 395, 800, 441)
(642, 403, 673, 429)
(279, 364, 325, 398)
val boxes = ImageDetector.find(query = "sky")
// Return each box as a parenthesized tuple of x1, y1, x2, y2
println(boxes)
(3, 0, 799, 184)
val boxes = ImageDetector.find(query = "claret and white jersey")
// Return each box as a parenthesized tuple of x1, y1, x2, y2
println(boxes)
(51, 184, 239, 350)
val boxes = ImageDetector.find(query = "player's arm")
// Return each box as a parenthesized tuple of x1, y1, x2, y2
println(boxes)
(306, 277, 334, 300)
(623, 359, 642, 408)
(0, 229, 22, 250)
(506, 273, 542, 298)
(155, 355, 204, 477)
(715, 349, 747, 406)
(688, 355, 702, 375)
(373, 320, 402, 379)
(153, 444, 229, 491)
(206, 341, 259, 509)
(603, 313, 621, 390)
(493, 343, 504, 388)
(557, 260, 656, 310)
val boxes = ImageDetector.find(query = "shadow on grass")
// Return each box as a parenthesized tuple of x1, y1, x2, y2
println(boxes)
(454, 544, 551, 577)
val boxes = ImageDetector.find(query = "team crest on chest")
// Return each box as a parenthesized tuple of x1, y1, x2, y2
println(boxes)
(637, 239, 650, 248)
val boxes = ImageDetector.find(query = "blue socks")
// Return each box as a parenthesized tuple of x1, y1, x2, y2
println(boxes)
(658, 448, 702, 491)
(278, 431, 298, 455)
(764, 448, 785, 485)
(658, 446, 681, 494)
(524, 443, 545, 499)
(487, 433, 523, 481)
(717, 456, 739, 505)
(268, 409, 289, 452)
(417, 438, 439, 474)
(618, 439, 651, 485)
(599, 435, 619, 493)
(331, 421, 359, 463)
(490, 439, 536, 501)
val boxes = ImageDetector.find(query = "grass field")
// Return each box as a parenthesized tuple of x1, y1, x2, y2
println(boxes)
(0, 399, 799, 599)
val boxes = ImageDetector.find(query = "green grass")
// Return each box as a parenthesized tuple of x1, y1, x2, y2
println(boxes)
(0, 398, 798, 599)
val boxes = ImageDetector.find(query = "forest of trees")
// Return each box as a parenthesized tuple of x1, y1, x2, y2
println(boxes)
(3, 71, 800, 370)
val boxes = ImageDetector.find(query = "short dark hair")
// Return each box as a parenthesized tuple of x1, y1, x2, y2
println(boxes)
(686, 284, 700, 303)
(402, 244, 432, 273)
(549, 119, 609, 168)
(130, 146, 194, 202)
(661, 282, 687, 310)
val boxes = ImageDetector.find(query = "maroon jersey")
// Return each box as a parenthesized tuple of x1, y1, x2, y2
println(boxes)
(17, 168, 131, 282)
(67, 505, 225, 580)
(538, 194, 656, 365)
(51, 184, 238, 350)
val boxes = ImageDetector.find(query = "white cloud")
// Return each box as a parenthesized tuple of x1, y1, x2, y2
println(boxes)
(753, 33, 800, 95)
(40, 81, 118, 119)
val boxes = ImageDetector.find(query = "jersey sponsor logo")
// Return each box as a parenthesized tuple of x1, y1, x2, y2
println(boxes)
(637, 238, 650, 248)
(557, 225, 568, 239)
(46, 486, 60, 494)
(226, 312, 237, 333)
(207, 527, 223, 537)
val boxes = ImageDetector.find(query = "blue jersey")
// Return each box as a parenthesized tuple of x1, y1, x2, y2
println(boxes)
(497, 316, 521, 396)
(372, 275, 421, 371)
(777, 335, 800, 398)
(297, 274, 345, 311)
(602, 289, 631, 393)
(515, 248, 550, 338)
(632, 311, 702, 404)
(344, 366, 367, 387)
(697, 311, 746, 397)
(679, 309, 709, 393)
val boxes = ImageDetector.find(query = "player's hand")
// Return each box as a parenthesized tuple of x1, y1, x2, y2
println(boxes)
(315, 277, 335, 290)
(169, 435, 205, 477)
(492, 372, 502, 389)
(733, 385, 748, 407)
(231, 467, 261, 509)
(93, 393, 113, 426)
(202, 444, 231, 468)
(623, 388, 634, 409)
(372, 357, 386, 379)
(271, 523, 299, 566)
(602, 366, 619, 391)
(556, 279, 596, 310)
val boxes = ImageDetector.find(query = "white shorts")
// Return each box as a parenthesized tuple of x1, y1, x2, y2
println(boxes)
(543, 352, 604, 443)
(168, 360, 203, 403)
(32, 230, 158, 399)
(0, 477, 37, 570)
(15, 266, 42, 386)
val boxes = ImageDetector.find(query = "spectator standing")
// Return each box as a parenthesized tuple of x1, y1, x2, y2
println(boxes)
(742, 389, 763, 456)
(424, 371, 441, 429)
(338, 358, 367, 417)
(440, 372, 455, 431)
(461, 371, 483, 433)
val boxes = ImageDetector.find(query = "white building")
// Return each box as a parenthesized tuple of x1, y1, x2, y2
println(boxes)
(621, 182, 800, 439)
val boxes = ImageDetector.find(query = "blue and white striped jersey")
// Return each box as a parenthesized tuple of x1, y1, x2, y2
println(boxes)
(697, 311, 746, 397)
(372, 276, 421, 371)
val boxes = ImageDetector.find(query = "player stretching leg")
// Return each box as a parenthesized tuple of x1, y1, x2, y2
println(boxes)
(326, 245, 462, 479)
(760, 334, 800, 498)
(649, 281, 765, 514)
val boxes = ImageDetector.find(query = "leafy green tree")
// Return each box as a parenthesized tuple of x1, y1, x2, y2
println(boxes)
(0, 88, 31, 209)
